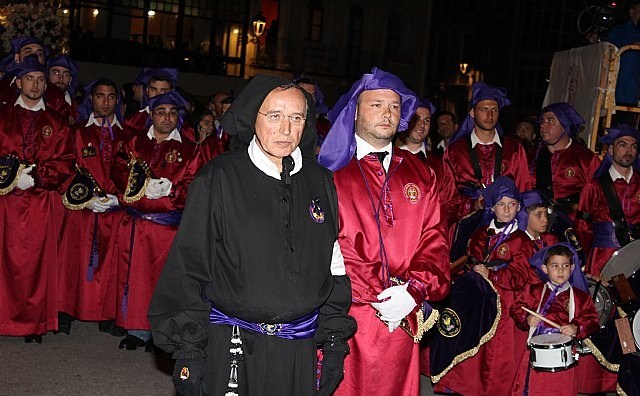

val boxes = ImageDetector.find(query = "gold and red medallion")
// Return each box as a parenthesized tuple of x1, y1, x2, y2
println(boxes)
(403, 182, 421, 204)
(497, 244, 509, 258)
(42, 125, 52, 137)
(565, 167, 575, 178)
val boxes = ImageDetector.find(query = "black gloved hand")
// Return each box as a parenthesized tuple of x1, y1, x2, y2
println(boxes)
(172, 357, 206, 396)
(316, 340, 348, 396)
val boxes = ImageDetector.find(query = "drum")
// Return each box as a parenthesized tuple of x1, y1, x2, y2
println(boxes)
(633, 310, 640, 349)
(600, 240, 640, 305)
(529, 333, 577, 372)
(587, 278, 615, 327)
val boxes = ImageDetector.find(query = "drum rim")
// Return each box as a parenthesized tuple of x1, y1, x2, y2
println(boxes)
(529, 339, 574, 348)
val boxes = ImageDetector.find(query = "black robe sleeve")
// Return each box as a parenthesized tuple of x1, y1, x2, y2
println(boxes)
(148, 173, 216, 359)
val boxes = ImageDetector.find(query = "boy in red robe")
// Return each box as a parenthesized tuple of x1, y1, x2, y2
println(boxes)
(510, 243, 599, 396)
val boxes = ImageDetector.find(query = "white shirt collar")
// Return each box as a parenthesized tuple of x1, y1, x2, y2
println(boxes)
(397, 142, 426, 156)
(546, 281, 570, 293)
(139, 106, 150, 114)
(470, 129, 502, 148)
(14, 95, 45, 111)
(64, 91, 72, 106)
(248, 136, 303, 180)
(355, 134, 393, 172)
(86, 112, 123, 130)
(147, 125, 182, 143)
(525, 230, 539, 240)
(488, 219, 518, 235)
(437, 139, 447, 150)
(609, 164, 633, 184)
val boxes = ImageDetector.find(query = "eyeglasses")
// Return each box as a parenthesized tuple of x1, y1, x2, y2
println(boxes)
(153, 109, 179, 118)
(257, 111, 306, 126)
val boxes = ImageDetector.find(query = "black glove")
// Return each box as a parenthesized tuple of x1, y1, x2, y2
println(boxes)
(172, 357, 206, 396)
(316, 341, 348, 396)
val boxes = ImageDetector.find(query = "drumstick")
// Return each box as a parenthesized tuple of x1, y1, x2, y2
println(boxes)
(521, 307, 562, 330)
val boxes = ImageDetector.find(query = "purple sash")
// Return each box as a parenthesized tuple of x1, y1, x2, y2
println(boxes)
(209, 305, 319, 340)
(125, 207, 182, 226)
(593, 222, 621, 248)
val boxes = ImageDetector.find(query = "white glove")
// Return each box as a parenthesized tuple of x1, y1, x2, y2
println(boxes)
(145, 177, 172, 200)
(371, 284, 417, 332)
(87, 194, 119, 213)
(16, 165, 35, 190)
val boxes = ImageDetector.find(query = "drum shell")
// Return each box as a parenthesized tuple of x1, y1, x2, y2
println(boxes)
(529, 334, 577, 372)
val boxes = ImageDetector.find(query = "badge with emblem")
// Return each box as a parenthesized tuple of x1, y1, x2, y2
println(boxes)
(165, 149, 178, 164)
(179, 366, 189, 380)
(309, 199, 325, 223)
(565, 168, 575, 178)
(497, 244, 509, 257)
(403, 183, 421, 204)
(42, 125, 52, 137)
(82, 146, 97, 158)
(437, 308, 461, 337)
(0, 155, 26, 195)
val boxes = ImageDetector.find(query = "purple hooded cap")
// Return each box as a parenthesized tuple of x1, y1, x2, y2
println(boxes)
(140, 67, 179, 107)
(148, 90, 188, 131)
(528, 242, 589, 294)
(6, 54, 46, 77)
(417, 98, 437, 115)
(10, 36, 50, 59)
(47, 55, 79, 95)
(77, 78, 124, 125)
(318, 67, 419, 172)
(516, 190, 549, 231)
(481, 175, 520, 209)
(449, 82, 511, 145)
(540, 102, 585, 138)
(594, 124, 640, 178)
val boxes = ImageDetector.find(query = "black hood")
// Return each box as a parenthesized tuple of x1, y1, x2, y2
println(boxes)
(220, 74, 317, 158)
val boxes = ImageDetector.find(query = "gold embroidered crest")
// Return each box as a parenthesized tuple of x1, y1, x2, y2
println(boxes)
(165, 149, 178, 164)
(403, 183, 421, 204)
(565, 168, 575, 178)
(497, 244, 509, 257)
(42, 125, 52, 137)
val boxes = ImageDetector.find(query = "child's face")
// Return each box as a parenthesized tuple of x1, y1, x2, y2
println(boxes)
(542, 254, 574, 284)
(527, 207, 549, 235)
(492, 196, 520, 223)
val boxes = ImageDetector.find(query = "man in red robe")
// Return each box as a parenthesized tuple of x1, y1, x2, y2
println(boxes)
(110, 90, 203, 350)
(318, 67, 450, 396)
(47, 54, 79, 123)
(124, 67, 177, 133)
(57, 78, 132, 335)
(441, 82, 530, 225)
(0, 55, 74, 343)
(574, 124, 640, 393)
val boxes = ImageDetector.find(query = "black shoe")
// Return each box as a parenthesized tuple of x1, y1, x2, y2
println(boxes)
(99, 320, 126, 337)
(144, 338, 154, 353)
(119, 334, 146, 350)
(54, 312, 74, 335)
(24, 334, 42, 344)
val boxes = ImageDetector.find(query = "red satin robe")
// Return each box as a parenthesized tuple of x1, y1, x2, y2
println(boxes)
(57, 120, 131, 321)
(437, 226, 536, 396)
(576, 172, 640, 275)
(333, 148, 450, 396)
(510, 283, 599, 396)
(531, 141, 600, 201)
(108, 130, 203, 330)
(442, 135, 531, 223)
(123, 108, 149, 133)
(573, 171, 640, 393)
(0, 104, 74, 336)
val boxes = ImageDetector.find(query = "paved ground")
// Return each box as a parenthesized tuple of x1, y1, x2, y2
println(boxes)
(0, 321, 176, 396)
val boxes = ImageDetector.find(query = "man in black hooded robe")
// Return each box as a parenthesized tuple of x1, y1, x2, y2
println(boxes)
(148, 75, 356, 396)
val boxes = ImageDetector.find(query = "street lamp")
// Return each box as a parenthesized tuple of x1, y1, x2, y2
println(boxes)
(252, 12, 267, 41)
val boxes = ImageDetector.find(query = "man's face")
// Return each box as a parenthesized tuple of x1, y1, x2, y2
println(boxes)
(515, 121, 535, 142)
(437, 114, 457, 139)
(542, 255, 574, 285)
(133, 84, 144, 102)
(16, 72, 46, 101)
(91, 85, 118, 117)
(198, 114, 215, 140)
(151, 104, 179, 135)
(539, 111, 565, 144)
(254, 87, 306, 165)
(470, 100, 499, 132)
(407, 107, 431, 144)
(48, 66, 72, 91)
(491, 196, 520, 223)
(527, 206, 549, 235)
(17, 44, 45, 64)
(355, 89, 401, 147)
(146, 79, 172, 99)
(213, 93, 230, 117)
(610, 136, 638, 168)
